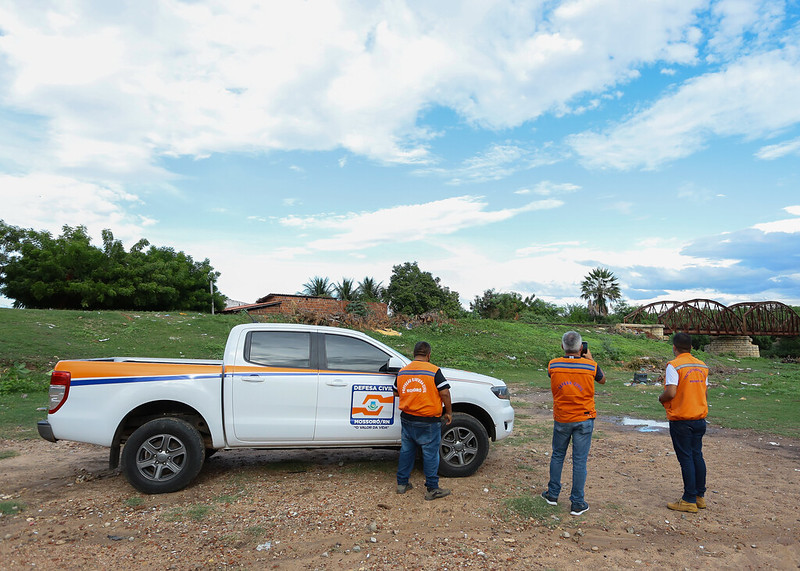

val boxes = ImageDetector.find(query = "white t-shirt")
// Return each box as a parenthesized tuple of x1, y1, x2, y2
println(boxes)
(665, 363, 679, 386)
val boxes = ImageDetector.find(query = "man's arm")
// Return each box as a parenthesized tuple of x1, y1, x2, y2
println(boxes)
(659, 363, 679, 404)
(659, 384, 677, 404)
(439, 388, 453, 425)
(596, 370, 606, 385)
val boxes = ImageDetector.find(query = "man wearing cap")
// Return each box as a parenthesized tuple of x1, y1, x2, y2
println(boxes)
(659, 332, 709, 513)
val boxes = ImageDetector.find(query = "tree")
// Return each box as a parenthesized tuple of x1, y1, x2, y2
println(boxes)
(580, 267, 622, 318)
(333, 277, 358, 301)
(301, 276, 333, 297)
(471, 289, 535, 320)
(385, 262, 462, 317)
(357, 276, 384, 302)
(0, 221, 224, 312)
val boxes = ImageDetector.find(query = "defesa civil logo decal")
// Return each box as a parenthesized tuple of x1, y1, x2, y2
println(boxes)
(350, 384, 395, 425)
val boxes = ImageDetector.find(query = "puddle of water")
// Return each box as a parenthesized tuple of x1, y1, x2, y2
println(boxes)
(622, 417, 669, 432)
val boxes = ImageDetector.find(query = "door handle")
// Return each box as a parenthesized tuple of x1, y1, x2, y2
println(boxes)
(242, 375, 265, 383)
(326, 380, 347, 387)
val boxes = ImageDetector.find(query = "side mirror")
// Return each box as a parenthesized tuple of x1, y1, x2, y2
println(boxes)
(384, 356, 404, 374)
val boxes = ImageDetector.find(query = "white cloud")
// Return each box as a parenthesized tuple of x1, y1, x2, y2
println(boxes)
(706, 0, 786, 59)
(0, 173, 150, 243)
(530, 181, 581, 196)
(415, 143, 561, 184)
(568, 45, 800, 170)
(753, 205, 800, 233)
(755, 136, 800, 160)
(516, 241, 582, 256)
(279, 195, 563, 252)
(0, 0, 711, 174)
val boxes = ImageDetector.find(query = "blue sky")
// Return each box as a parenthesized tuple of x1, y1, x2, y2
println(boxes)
(1, 0, 799, 309)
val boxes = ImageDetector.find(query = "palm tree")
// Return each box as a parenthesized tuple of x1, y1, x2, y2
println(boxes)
(580, 267, 621, 317)
(301, 276, 333, 297)
(333, 278, 358, 301)
(357, 276, 384, 301)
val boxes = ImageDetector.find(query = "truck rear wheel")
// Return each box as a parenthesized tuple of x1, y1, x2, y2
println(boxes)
(121, 418, 205, 494)
(438, 412, 489, 477)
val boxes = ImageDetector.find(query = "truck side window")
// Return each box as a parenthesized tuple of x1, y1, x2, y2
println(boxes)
(325, 335, 390, 373)
(246, 331, 311, 369)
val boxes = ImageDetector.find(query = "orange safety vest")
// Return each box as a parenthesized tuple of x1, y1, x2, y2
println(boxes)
(548, 356, 598, 423)
(664, 353, 708, 421)
(396, 360, 444, 418)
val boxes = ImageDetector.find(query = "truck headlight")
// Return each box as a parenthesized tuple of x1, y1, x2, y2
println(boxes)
(491, 386, 509, 399)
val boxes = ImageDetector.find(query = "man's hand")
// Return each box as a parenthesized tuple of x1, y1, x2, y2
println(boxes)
(439, 388, 453, 425)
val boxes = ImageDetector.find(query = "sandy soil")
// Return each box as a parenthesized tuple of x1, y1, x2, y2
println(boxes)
(1, 388, 799, 570)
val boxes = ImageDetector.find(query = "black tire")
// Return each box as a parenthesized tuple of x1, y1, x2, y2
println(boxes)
(438, 412, 489, 477)
(121, 417, 205, 494)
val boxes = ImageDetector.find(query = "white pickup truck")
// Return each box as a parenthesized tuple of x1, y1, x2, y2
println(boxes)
(38, 323, 515, 494)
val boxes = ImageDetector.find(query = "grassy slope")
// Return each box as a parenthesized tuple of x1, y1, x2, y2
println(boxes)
(1, 309, 798, 439)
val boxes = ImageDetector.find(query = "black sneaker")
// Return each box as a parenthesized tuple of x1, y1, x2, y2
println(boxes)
(540, 491, 558, 506)
(396, 482, 413, 494)
(424, 487, 451, 501)
(570, 502, 589, 516)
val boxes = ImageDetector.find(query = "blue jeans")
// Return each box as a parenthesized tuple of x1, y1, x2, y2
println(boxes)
(397, 418, 441, 490)
(669, 419, 706, 503)
(547, 418, 594, 506)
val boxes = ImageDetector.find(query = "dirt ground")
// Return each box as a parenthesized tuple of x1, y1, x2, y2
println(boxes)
(1, 388, 799, 570)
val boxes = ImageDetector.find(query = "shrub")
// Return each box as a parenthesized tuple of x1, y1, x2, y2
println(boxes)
(0, 363, 46, 394)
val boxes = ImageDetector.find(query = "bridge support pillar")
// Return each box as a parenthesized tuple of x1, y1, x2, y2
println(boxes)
(705, 336, 760, 358)
(615, 323, 667, 339)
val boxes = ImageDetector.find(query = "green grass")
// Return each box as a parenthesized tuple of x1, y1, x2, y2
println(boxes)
(0, 392, 47, 439)
(502, 493, 560, 525)
(164, 504, 214, 522)
(124, 497, 145, 508)
(0, 308, 251, 375)
(1, 308, 798, 439)
(0, 449, 20, 460)
(0, 500, 26, 515)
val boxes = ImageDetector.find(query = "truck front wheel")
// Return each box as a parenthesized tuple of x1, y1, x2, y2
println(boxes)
(438, 412, 489, 477)
(121, 418, 205, 494)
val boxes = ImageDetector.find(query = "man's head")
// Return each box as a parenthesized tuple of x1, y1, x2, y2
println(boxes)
(413, 341, 432, 360)
(561, 331, 582, 354)
(672, 332, 692, 354)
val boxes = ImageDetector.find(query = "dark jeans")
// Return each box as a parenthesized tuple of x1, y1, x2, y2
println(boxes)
(397, 418, 441, 490)
(547, 418, 594, 505)
(669, 418, 707, 503)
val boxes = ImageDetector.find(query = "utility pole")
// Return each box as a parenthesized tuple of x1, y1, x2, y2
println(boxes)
(209, 273, 215, 315)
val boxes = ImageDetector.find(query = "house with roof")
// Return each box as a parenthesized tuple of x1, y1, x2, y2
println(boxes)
(222, 293, 388, 318)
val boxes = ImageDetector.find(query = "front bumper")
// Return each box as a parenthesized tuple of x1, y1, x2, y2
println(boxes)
(37, 420, 57, 442)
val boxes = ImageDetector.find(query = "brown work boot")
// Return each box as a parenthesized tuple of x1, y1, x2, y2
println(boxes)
(667, 499, 698, 513)
(695, 496, 706, 509)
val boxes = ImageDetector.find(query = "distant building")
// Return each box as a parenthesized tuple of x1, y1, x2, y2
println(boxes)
(222, 293, 388, 318)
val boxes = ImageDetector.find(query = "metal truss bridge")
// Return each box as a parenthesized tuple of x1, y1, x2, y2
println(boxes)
(624, 299, 800, 337)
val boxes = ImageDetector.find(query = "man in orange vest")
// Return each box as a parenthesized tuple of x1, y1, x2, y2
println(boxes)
(659, 332, 709, 513)
(394, 341, 453, 501)
(541, 331, 605, 516)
